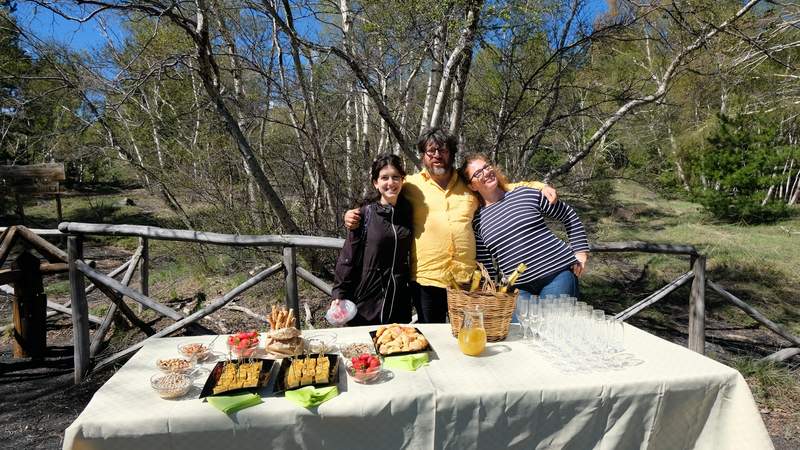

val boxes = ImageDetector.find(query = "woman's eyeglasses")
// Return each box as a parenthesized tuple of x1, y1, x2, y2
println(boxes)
(469, 164, 493, 182)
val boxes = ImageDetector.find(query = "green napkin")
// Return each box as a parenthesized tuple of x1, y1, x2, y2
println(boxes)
(383, 353, 429, 371)
(207, 392, 263, 414)
(285, 386, 339, 408)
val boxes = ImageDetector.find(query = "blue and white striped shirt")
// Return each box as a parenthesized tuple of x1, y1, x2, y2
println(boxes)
(473, 187, 590, 285)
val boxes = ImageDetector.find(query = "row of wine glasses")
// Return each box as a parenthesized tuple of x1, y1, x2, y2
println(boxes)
(514, 293, 642, 372)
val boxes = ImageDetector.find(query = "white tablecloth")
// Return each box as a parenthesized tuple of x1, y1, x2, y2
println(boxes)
(63, 324, 773, 450)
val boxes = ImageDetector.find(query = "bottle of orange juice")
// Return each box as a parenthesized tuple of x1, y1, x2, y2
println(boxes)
(458, 306, 487, 356)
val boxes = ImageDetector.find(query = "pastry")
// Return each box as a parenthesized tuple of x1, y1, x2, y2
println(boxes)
(374, 324, 429, 355)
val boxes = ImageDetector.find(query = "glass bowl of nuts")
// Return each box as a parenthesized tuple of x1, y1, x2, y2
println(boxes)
(156, 357, 196, 374)
(177, 342, 211, 361)
(339, 341, 375, 359)
(150, 372, 192, 399)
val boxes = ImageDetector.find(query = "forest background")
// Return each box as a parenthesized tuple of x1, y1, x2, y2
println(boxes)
(1, 0, 800, 447)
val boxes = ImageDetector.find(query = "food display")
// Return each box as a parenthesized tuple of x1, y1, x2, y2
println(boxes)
(264, 306, 303, 357)
(346, 353, 381, 383)
(150, 372, 192, 399)
(156, 357, 195, 374)
(199, 359, 273, 398)
(228, 331, 260, 358)
(178, 342, 210, 361)
(371, 324, 430, 356)
(275, 354, 339, 392)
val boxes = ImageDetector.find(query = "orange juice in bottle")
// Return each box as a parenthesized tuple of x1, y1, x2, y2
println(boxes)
(458, 306, 487, 356)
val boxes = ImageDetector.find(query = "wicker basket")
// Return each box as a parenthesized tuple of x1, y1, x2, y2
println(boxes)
(447, 289, 518, 342)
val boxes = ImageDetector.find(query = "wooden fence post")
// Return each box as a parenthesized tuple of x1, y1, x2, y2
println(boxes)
(688, 255, 706, 354)
(11, 251, 47, 358)
(68, 236, 90, 383)
(283, 246, 299, 313)
(139, 237, 149, 313)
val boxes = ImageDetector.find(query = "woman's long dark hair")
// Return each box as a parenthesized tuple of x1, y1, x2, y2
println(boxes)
(361, 153, 406, 205)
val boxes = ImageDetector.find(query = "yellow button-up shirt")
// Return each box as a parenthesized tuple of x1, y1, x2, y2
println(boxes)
(402, 169, 545, 288)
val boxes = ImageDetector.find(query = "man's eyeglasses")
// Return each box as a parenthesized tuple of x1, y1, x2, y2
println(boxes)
(469, 164, 493, 182)
(424, 147, 449, 157)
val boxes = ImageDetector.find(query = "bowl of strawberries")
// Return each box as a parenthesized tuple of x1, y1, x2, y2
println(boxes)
(227, 331, 260, 358)
(346, 353, 382, 383)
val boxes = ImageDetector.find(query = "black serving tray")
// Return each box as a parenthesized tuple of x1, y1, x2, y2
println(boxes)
(273, 354, 340, 393)
(199, 359, 273, 398)
(369, 326, 432, 357)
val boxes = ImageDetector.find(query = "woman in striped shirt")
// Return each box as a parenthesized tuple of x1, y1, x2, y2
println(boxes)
(458, 154, 590, 298)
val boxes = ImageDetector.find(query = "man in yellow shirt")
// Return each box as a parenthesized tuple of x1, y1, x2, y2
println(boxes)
(345, 128, 555, 323)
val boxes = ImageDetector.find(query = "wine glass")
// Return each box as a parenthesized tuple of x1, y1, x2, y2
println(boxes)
(527, 295, 541, 345)
(515, 292, 530, 339)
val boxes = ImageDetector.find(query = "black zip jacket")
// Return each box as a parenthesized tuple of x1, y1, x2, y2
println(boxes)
(332, 198, 413, 325)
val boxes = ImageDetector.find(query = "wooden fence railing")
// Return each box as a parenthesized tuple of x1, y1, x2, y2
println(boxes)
(1, 223, 798, 384)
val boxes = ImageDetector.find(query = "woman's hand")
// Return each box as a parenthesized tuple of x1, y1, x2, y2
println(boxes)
(344, 208, 361, 230)
(541, 185, 558, 204)
(572, 251, 589, 277)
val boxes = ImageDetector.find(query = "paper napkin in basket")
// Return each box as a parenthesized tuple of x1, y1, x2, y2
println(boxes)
(383, 353, 429, 371)
(285, 386, 339, 408)
(207, 392, 263, 414)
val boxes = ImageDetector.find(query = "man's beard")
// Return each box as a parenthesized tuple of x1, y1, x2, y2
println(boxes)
(425, 160, 451, 176)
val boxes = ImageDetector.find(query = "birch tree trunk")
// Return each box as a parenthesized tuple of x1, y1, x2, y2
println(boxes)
(397, 54, 424, 155)
(213, 8, 262, 227)
(448, 46, 474, 137)
(419, 21, 446, 133)
(429, 1, 483, 130)
(192, 0, 301, 233)
(280, 0, 336, 216)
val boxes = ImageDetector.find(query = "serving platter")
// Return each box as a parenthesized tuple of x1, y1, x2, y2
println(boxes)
(273, 353, 340, 393)
(369, 326, 432, 357)
(199, 359, 274, 398)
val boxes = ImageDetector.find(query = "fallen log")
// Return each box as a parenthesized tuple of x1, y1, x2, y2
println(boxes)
(224, 304, 269, 324)
(761, 348, 800, 363)
(46, 301, 102, 325)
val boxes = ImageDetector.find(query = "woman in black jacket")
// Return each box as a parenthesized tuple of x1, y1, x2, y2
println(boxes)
(331, 154, 413, 325)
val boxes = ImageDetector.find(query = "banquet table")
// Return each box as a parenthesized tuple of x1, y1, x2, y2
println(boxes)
(63, 324, 773, 450)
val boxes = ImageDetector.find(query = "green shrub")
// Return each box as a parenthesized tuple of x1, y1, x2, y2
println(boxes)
(694, 114, 794, 224)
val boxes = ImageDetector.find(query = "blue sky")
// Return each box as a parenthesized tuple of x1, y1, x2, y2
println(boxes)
(12, 2, 125, 52)
(12, 1, 609, 53)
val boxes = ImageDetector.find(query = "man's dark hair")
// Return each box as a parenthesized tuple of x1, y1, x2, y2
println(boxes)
(416, 127, 458, 156)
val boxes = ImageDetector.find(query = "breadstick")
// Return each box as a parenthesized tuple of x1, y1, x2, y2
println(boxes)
(287, 309, 295, 329)
(278, 310, 286, 329)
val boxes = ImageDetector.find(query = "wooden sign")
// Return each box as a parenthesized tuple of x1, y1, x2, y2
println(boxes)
(1, 163, 66, 223)
(0, 163, 66, 181)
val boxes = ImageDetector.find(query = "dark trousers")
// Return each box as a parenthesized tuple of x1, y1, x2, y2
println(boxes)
(410, 281, 448, 323)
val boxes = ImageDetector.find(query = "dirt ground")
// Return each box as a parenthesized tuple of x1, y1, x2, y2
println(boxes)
(0, 250, 798, 449)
